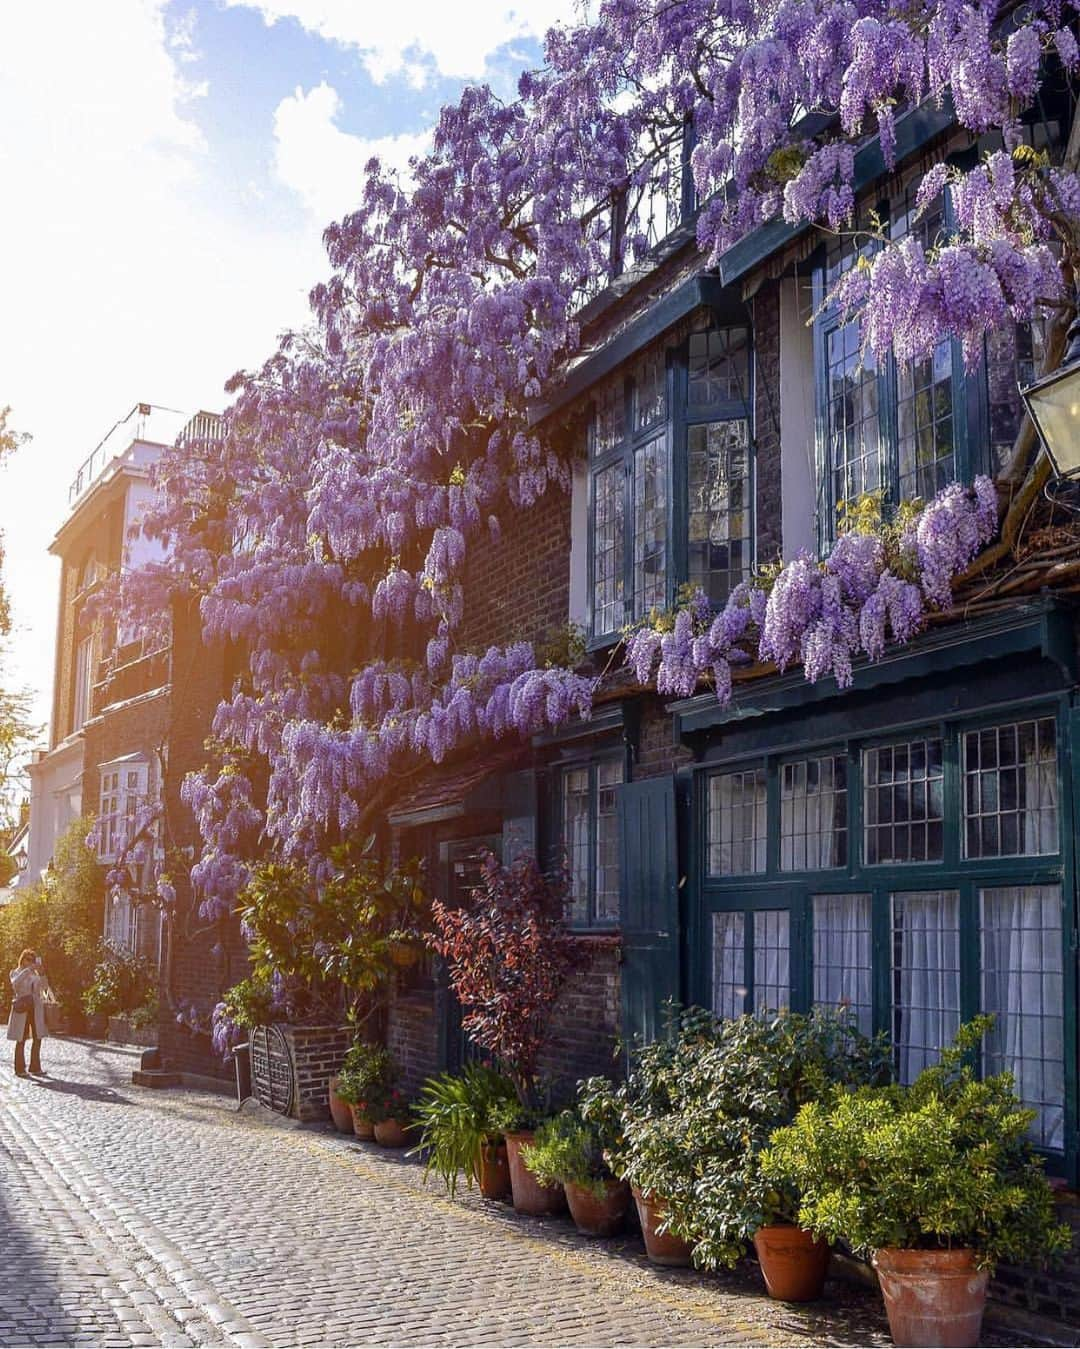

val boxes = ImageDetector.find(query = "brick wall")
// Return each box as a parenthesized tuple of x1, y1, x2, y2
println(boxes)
(537, 941, 622, 1096)
(280, 1024, 355, 1122)
(387, 986, 440, 1099)
(633, 697, 689, 780)
(991, 1193, 1080, 1327)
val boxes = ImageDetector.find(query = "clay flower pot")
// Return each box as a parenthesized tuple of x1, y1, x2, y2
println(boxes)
(477, 1139, 512, 1201)
(350, 1105, 375, 1140)
(504, 1131, 567, 1216)
(565, 1178, 631, 1238)
(374, 1118, 412, 1148)
(872, 1247, 989, 1348)
(327, 1076, 354, 1134)
(753, 1224, 830, 1302)
(631, 1187, 693, 1266)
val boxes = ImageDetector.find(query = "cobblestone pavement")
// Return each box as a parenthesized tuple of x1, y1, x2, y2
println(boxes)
(0, 1037, 1023, 1348)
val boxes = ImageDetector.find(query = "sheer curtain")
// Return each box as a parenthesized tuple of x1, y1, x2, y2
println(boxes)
(813, 894, 872, 1033)
(893, 891, 961, 1083)
(981, 885, 1065, 1151)
(1022, 733, 1058, 854)
(712, 912, 746, 1019)
(753, 910, 790, 1013)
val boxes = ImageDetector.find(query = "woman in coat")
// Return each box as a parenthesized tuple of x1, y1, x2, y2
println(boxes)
(8, 948, 50, 1077)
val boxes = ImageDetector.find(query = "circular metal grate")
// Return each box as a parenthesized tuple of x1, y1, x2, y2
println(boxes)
(249, 1025, 294, 1116)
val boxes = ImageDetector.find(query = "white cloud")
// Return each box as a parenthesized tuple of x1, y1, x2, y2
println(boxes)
(0, 0, 328, 732)
(273, 82, 431, 221)
(227, 0, 584, 83)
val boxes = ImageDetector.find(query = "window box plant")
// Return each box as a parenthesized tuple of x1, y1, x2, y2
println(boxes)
(521, 1111, 630, 1237)
(413, 1064, 519, 1200)
(761, 1018, 1072, 1346)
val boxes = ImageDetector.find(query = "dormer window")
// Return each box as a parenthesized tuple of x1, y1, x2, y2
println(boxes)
(587, 321, 753, 643)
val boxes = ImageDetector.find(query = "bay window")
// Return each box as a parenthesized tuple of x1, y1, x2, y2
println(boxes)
(587, 320, 753, 641)
(98, 756, 150, 863)
(700, 705, 1073, 1166)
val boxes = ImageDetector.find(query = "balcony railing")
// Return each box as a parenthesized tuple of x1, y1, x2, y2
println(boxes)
(67, 402, 188, 508)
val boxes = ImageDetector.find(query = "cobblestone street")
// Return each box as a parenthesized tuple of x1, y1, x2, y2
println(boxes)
(0, 1038, 1025, 1348)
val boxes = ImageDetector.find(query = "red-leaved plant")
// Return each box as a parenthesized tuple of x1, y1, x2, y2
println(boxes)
(428, 852, 589, 1106)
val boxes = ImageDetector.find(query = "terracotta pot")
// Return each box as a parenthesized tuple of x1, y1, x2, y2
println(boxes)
(374, 1118, 412, 1148)
(872, 1247, 989, 1348)
(566, 1178, 631, 1238)
(477, 1140, 512, 1201)
(631, 1187, 693, 1266)
(504, 1131, 567, 1216)
(387, 940, 421, 968)
(350, 1106, 375, 1140)
(753, 1224, 830, 1302)
(327, 1077, 354, 1134)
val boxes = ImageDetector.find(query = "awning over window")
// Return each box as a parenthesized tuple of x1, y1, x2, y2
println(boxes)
(388, 749, 528, 829)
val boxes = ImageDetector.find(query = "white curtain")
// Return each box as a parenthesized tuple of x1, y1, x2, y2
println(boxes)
(1022, 732, 1058, 855)
(893, 891, 961, 1083)
(753, 910, 790, 1014)
(981, 885, 1065, 1152)
(712, 912, 746, 1020)
(813, 894, 872, 1034)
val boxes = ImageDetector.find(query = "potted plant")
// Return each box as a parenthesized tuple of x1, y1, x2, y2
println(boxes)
(581, 1005, 888, 1281)
(521, 1110, 630, 1236)
(412, 1063, 519, 1200)
(762, 1018, 1072, 1346)
(334, 1042, 396, 1142)
(427, 853, 589, 1216)
(373, 1085, 413, 1147)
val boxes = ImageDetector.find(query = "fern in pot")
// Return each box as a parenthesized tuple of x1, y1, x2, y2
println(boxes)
(412, 1064, 519, 1199)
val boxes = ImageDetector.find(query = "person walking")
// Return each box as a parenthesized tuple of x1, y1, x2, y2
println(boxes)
(8, 949, 50, 1077)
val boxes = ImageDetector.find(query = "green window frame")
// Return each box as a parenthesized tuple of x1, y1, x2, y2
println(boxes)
(586, 323, 754, 644)
(692, 698, 1078, 1176)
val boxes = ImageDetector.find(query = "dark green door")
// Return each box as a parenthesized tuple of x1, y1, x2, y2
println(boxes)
(441, 835, 500, 1072)
(618, 775, 680, 1049)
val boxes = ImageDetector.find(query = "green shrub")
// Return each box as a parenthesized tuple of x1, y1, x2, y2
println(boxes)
(412, 1064, 519, 1196)
(82, 945, 154, 1018)
(335, 1042, 397, 1121)
(761, 1017, 1072, 1271)
(521, 1111, 613, 1198)
(582, 1004, 890, 1269)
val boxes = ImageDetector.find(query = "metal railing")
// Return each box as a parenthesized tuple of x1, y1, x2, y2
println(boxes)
(67, 402, 188, 507)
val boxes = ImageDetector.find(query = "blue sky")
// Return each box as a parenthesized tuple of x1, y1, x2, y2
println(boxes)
(0, 0, 579, 746)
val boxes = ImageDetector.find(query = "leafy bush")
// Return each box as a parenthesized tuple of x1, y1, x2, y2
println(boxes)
(582, 1004, 890, 1269)
(761, 1018, 1072, 1272)
(0, 816, 105, 1015)
(82, 945, 155, 1019)
(334, 1042, 397, 1122)
(238, 835, 425, 1025)
(412, 1064, 519, 1196)
(427, 852, 589, 1104)
(128, 988, 159, 1031)
(521, 1111, 614, 1198)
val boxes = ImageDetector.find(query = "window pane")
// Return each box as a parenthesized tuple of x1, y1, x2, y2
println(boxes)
(754, 910, 790, 1014)
(825, 320, 880, 532)
(595, 760, 623, 923)
(592, 462, 624, 634)
(963, 718, 1058, 859)
(781, 755, 847, 870)
(891, 890, 961, 1083)
(632, 436, 667, 617)
(687, 420, 751, 606)
(687, 326, 750, 406)
(897, 342, 955, 500)
(592, 380, 625, 456)
(562, 768, 591, 926)
(634, 348, 666, 431)
(708, 768, 767, 875)
(712, 911, 746, 1020)
(980, 885, 1065, 1151)
(864, 738, 944, 865)
(813, 894, 872, 1034)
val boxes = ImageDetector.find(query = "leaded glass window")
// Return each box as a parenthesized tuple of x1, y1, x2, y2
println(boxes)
(634, 348, 666, 431)
(592, 462, 624, 635)
(813, 893, 872, 1034)
(891, 890, 961, 1082)
(980, 885, 1065, 1150)
(632, 436, 668, 618)
(754, 910, 790, 1013)
(712, 911, 746, 1019)
(963, 718, 1058, 859)
(825, 322, 881, 524)
(688, 326, 750, 406)
(708, 768, 767, 875)
(780, 754, 847, 870)
(592, 380, 625, 457)
(560, 758, 623, 928)
(864, 738, 944, 864)
(897, 341, 955, 501)
(688, 420, 751, 605)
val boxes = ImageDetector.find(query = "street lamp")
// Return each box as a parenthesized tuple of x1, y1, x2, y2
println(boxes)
(1021, 302, 1080, 478)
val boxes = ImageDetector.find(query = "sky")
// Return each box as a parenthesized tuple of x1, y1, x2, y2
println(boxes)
(0, 0, 582, 758)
